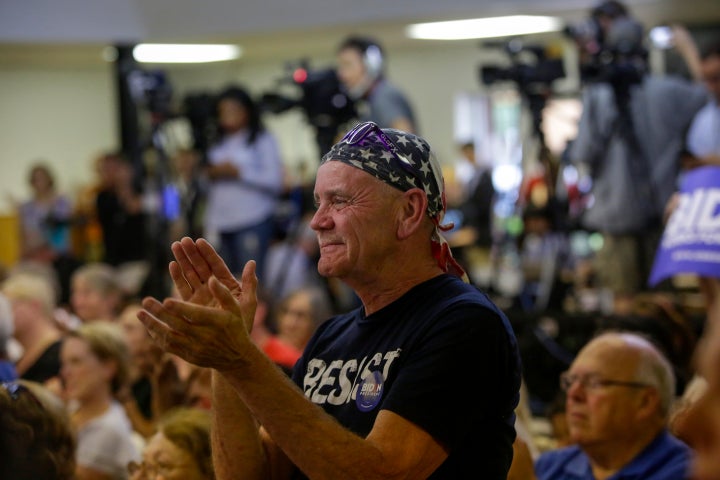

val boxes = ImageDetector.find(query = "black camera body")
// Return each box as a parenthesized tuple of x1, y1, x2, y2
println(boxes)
(261, 60, 356, 153)
(565, 8, 648, 90)
(479, 41, 566, 93)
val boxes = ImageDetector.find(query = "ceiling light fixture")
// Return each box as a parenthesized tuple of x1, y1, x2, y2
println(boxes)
(132, 44, 242, 63)
(406, 15, 564, 40)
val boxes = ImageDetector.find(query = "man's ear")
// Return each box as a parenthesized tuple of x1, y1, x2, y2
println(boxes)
(635, 387, 662, 421)
(397, 189, 428, 240)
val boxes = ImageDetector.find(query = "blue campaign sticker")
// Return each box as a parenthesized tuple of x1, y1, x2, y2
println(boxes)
(356, 370, 384, 412)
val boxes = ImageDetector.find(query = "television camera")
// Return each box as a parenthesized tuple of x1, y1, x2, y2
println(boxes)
(261, 60, 356, 154)
(480, 40, 566, 141)
(564, 5, 649, 99)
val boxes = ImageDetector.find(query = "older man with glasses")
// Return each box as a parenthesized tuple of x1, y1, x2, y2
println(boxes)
(138, 122, 521, 479)
(535, 331, 691, 480)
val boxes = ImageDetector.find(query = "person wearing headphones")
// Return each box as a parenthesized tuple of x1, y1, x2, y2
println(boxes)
(564, 1, 706, 314)
(336, 35, 418, 133)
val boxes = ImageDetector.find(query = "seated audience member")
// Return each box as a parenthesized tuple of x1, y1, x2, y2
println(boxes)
(264, 216, 323, 302)
(2, 271, 63, 384)
(601, 294, 698, 395)
(251, 286, 332, 373)
(0, 293, 17, 381)
(128, 407, 214, 480)
(61, 322, 140, 479)
(0, 380, 76, 480)
(119, 303, 154, 431)
(71, 263, 124, 323)
(119, 303, 186, 437)
(252, 287, 331, 373)
(535, 331, 689, 480)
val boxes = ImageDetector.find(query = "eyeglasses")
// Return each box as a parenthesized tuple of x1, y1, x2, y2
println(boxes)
(339, 122, 422, 186)
(559, 372, 651, 392)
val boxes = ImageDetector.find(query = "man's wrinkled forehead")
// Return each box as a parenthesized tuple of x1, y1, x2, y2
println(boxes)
(314, 160, 391, 197)
(321, 128, 444, 219)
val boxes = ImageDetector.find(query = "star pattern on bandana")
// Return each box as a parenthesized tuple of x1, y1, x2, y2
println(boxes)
(320, 121, 467, 281)
(395, 134, 411, 147)
(321, 126, 444, 220)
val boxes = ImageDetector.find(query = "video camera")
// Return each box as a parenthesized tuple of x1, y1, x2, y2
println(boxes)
(480, 40, 566, 139)
(480, 40, 566, 94)
(564, 4, 648, 89)
(126, 68, 174, 120)
(261, 60, 356, 154)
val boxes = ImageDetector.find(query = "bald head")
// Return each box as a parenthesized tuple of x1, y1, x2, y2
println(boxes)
(580, 332, 676, 416)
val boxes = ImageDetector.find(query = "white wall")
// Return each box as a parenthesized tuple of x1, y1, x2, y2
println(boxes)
(0, 40, 534, 214)
(0, 66, 117, 213)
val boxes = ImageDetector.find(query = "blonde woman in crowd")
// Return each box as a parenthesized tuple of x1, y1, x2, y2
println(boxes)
(61, 321, 140, 479)
(2, 271, 64, 384)
(129, 407, 214, 480)
(71, 263, 124, 323)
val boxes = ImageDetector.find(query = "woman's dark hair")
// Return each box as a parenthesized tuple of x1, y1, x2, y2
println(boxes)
(216, 85, 264, 145)
(0, 381, 76, 479)
(28, 162, 56, 189)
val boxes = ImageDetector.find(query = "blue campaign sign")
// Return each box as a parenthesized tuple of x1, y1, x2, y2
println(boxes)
(649, 166, 720, 286)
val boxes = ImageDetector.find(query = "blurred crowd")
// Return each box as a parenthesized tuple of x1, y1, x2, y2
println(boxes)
(1, 3, 720, 478)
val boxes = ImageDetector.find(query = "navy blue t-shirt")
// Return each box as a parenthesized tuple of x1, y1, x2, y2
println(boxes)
(291, 274, 521, 479)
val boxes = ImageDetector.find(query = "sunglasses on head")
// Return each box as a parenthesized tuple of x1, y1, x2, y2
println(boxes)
(2, 381, 42, 407)
(339, 122, 422, 186)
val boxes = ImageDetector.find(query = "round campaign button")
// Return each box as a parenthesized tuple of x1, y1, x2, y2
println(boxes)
(356, 370, 384, 412)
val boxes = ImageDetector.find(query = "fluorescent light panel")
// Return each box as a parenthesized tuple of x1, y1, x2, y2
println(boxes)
(133, 44, 242, 63)
(406, 15, 564, 40)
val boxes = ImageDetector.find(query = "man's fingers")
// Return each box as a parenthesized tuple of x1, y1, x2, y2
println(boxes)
(171, 240, 205, 289)
(240, 260, 258, 299)
(136, 300, 176, 349)
(169, 261, 193, 301)
(208, 276, 242, 315)
(197, 238, 237, 286)
(179, 237, 213, 282)
(161, 297, 231, 329)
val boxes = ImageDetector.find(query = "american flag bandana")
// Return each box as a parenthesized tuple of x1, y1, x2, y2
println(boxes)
(321, 122, 468, 281)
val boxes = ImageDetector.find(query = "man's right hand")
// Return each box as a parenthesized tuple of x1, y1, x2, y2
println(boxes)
(137, 237, 259, 371)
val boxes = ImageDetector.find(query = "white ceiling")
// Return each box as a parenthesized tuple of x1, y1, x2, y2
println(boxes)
(0, 0, 718, 66)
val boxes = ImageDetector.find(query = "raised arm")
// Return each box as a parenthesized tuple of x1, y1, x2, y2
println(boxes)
(139, 238, 270, 479)
(139, 249, 448, 479)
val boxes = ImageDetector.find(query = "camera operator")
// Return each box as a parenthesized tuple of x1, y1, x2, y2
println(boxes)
(336, 35, 418, 133)
(565, 0, 707, 314)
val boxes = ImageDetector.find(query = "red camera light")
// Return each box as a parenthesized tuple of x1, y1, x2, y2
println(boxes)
(293, 68, 308, 83)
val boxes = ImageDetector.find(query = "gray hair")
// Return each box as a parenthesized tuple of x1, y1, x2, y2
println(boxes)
(71, 263, 122, 296)
(633, 337, 676, 417)
(281, 286, 333, 328)
(598, 331, 676, 417)
(2, 272, 57, 316)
